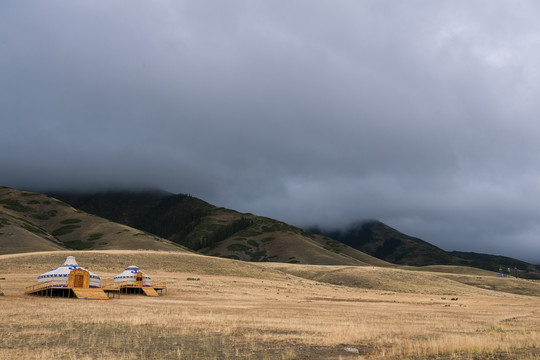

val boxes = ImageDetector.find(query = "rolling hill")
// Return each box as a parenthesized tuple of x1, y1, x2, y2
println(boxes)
(1, 186, 388, 267)
(312, 220, 540, 279)
(50, 190, 391, 267)
(5, 186, 537, 279)
(0, 186, 187, 255)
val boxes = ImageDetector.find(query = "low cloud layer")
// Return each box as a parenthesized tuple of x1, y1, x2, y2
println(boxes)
(2, 1, 540, 263)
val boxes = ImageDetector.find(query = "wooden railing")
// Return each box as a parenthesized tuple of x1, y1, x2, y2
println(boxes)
(152, 282, 167, 289)
(118, 280, 139, 287)
(24, 281, 55, 294)
(105, 280, 163, 288)
(100, 281, 119, 290)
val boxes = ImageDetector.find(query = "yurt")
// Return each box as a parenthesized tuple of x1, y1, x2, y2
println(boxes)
(112, 265, 164, 296)
(114, 265, 151, 287)
(25, 256, 108, 299)
(37, 256, 101, 288)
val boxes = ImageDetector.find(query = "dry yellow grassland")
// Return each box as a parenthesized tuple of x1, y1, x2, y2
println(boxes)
(1, 251, 540, 359)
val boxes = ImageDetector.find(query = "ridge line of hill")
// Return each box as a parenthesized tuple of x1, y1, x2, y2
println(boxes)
(49, 189, 392, 267)
(310, 220, 540, 279)
(3, 186, 539, 279)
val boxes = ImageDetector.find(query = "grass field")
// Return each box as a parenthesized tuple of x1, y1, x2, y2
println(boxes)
(1, 251, 540, 359)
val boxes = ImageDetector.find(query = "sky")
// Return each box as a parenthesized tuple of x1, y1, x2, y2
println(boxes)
(2, 1, 540, 263)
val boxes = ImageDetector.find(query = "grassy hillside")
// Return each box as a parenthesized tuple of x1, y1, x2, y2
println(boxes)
(314, 220, 540, 279)
(198, 214, 390, 266)
(8, 186, 538, 281)
(52, 190, 390, 267)
(398, 264, 497, 276)
(0, 187, 187, 255)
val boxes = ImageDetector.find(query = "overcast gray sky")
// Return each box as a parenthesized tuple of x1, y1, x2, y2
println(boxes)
(2, 1, 540, 263)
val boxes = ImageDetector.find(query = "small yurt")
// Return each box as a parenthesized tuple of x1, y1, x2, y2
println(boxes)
(114, 265, 151, 287)
(37, 256, 101, 288)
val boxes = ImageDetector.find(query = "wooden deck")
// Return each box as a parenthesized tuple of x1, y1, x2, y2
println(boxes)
(25, 281, 110, 300)
(153, 282, 168, 296)
(24, 281, 56, 295)
(25, 281, 167, 299)
(102, 281, 167, 297)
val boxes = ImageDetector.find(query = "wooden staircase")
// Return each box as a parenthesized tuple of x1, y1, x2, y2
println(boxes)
(72, 288, 109, 300)
(142, 287, 159, 297)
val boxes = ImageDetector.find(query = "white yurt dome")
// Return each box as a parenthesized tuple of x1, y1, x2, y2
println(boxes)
(114, 265, 151, 286)
(37, 256, 100, 288)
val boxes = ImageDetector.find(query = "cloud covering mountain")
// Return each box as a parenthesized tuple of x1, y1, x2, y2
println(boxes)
(2, 1, 540, 262)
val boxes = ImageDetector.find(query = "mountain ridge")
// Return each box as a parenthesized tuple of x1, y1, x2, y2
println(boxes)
(50, 189, 391, 267)
(4, 185, 538, 278)
(312, 220, 540, 279)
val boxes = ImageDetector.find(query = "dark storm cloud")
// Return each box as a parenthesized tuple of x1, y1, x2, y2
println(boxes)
(2, 1, 540, 262)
